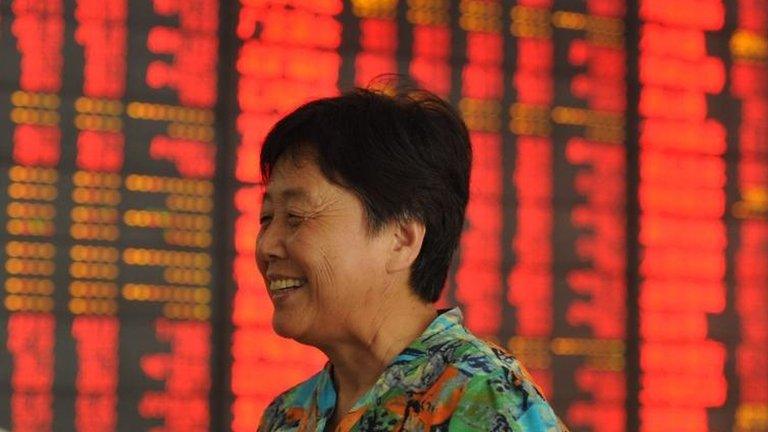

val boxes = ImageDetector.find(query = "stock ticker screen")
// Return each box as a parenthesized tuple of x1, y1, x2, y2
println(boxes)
(0, 1, 766, 431)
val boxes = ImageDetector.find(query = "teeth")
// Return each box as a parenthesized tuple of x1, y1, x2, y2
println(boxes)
(269, 278, 305, 291)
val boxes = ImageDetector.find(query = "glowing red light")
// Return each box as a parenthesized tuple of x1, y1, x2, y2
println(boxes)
(140, 319, 211, 431)
(732, 0, 768, 419)
(410, 25, 451, 96)
(587, 0, 625, 17)
(77, 131, 124, 172)
(640, 0, 724, 30)
(508, 0, 554, 343)
(640, 118, 726, 155)
(11, 0, 64, 92)
(73, 316, 119, 431)
(640, 54, 725, 93)
(640, 279, 725, 313)
(732, 63, 768, 97)
(74, 0, 127, 98)
(457, 133, 502, 336)
(568, 367, 625, 431)
(639, 88, 707, 120)
(736, 0, 768, 31)
(356, 18, 397, 86)
(145, 0, 218, 108)
(150, 136, 215, 179)
(8, 313, 55, 431)
(462, 32, 503, 99)
(13, 124, 61, 167)
(639, 1, 729, 427)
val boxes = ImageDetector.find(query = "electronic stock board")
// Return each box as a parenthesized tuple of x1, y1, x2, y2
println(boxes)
(0, 1, 766, 431)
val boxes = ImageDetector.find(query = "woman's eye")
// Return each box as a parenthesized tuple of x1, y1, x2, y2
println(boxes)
(259, 215, 272, 225)
(286, 214, 303, 226)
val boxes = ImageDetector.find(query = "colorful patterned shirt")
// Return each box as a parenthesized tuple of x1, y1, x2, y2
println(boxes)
(258, 307, 567, 431)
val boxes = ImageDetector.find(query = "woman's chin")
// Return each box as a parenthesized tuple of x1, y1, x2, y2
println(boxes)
(272, 312, 307, 340)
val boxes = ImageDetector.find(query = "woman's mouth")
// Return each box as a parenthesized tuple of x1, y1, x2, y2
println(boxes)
(268, 278, 306, 301)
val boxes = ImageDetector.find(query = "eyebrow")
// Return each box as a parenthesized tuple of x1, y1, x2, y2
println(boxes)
(261, 187, 311, 203)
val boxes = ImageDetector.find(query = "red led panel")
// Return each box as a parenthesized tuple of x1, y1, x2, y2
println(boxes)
(356, 18, 398, 86)
(455, 0, 503, 339)
(71, 1, 127, 429)
(351, 0, 399, 87)
(5, 1, 63, 430)
(139, 320, 211, 430)
(556, 2, 627, 430)
(145, 0, 218, 108)
(72, 316, 118, 431)
(507, 0, 555, 398)
(409, 22, 451, 97)
(7, 0, 225, 423)
(232, 1, 341, 429)
(457, 132, 502, 336)
(7, 313, 55, 431)
(76, 131, 124, 173)
(10, 0, 63, 93)
(638, 0, 729, 430)
(44, 0, 224, 428)
(143, 0, 218, 184)
(407, 0, 451, 97)
(565, 132, 626, 430)
(235, 1, 342, 183)
(12, 124, 61, 167)
(731, 0, 768, 429)
(74, 0, 127, 99)
(1, 1, 764, 430)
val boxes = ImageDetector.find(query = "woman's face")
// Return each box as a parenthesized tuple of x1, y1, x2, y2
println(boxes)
(256, 148, 393, 346)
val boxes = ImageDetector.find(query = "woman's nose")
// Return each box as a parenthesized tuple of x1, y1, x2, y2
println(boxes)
(256, 219, 288, 262)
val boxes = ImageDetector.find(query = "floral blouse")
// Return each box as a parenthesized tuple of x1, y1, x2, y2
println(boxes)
(258, 308, 567, 431)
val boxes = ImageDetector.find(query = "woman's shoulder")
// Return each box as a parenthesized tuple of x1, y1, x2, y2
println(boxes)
(437, 328, 552, 405)
(412, 311, 542, 390)
(447, 332, 566, 427)
(436, 327, 525, 377)
(407, 328, 566, 430)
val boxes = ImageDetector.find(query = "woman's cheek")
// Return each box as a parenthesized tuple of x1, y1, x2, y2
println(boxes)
(315, 251, 336, 287)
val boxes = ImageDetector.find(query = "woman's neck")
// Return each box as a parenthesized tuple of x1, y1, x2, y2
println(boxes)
(322, 299, 437, 411)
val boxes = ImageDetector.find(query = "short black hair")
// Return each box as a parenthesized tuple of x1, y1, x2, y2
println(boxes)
(260, 86, 471, 303)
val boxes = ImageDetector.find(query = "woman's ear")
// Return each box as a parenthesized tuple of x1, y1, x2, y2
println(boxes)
(386, 219, 426, 273)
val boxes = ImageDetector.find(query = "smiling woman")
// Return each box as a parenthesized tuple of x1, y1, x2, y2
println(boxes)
(258, 146, 407, 346)
(255, 87, 567, 431)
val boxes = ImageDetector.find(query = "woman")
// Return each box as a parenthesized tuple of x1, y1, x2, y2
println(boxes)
(257, 87, 566, 431)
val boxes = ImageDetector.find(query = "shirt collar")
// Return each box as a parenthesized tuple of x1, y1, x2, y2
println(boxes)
(318, 307, 467, 414)
(388, 307, 464, 366)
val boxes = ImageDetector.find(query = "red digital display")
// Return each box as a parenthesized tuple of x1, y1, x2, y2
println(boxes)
(7, 313, 55, 430)
(731, 0, 768, 430)
(356, 18, 398, 86)
(638, 0, 730, 429)
(409, 10, 451, 97)
(455, 0, 504, 338)
(133, 3, 218, 429)
(138, 319, 211, 430)
(72, 316, 119, 431)
(555, 2, 627, 430)
(506, 3, 629, 430)
(507, 0, 556, 398)
(1, 1, 765, 430)
(5, 1, 64, 429)
(71, 1, 126, 428)
(2, 0, 219, 429)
